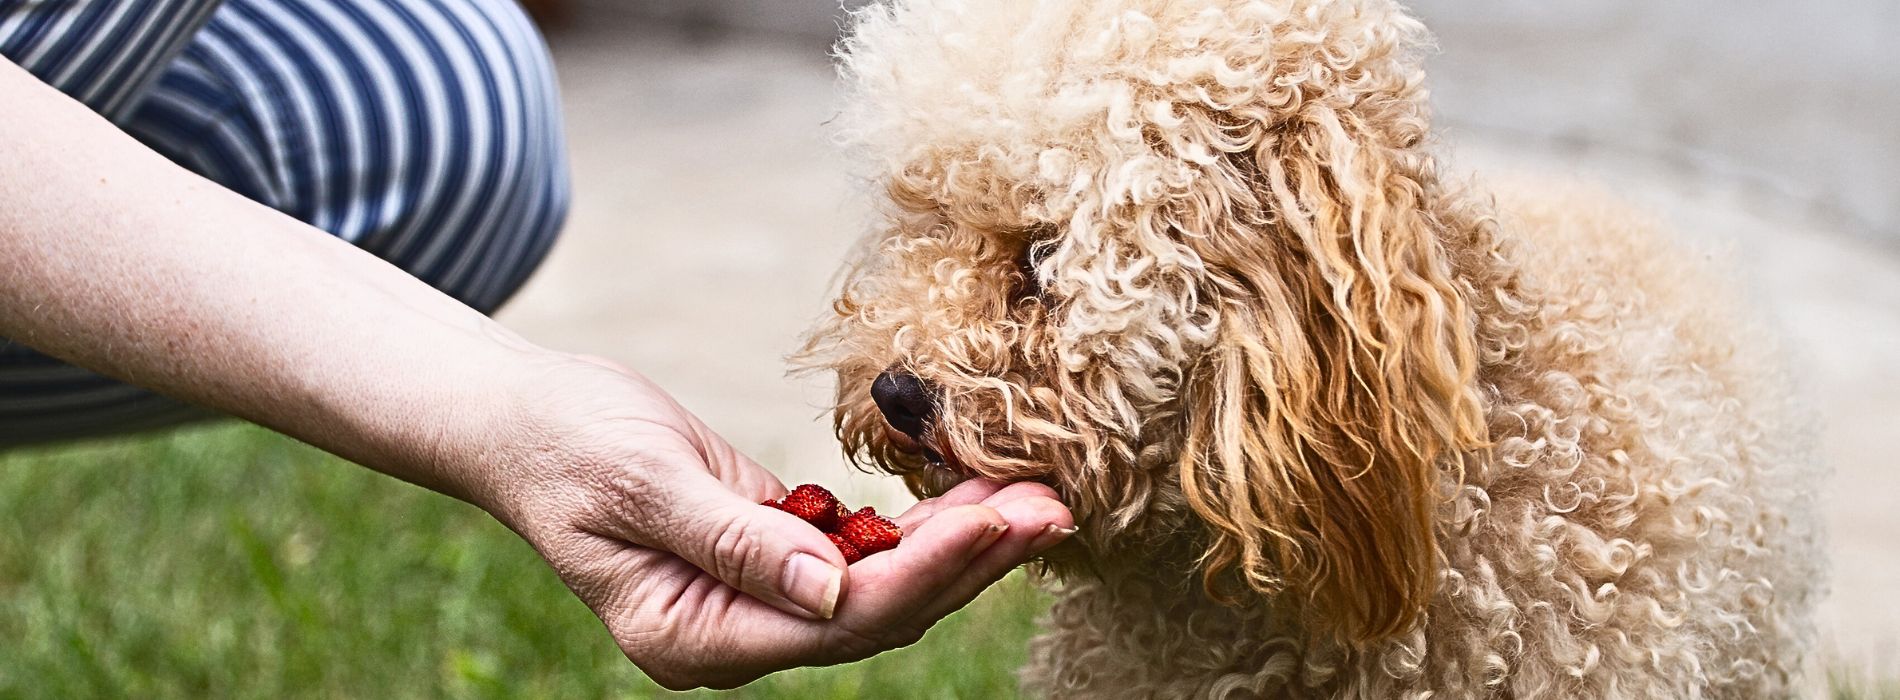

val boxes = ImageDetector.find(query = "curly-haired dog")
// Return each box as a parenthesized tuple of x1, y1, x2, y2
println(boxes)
(801, 0, 1825, 696)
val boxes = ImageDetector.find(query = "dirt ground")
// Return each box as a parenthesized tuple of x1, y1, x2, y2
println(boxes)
(496, 22, 1900, 679)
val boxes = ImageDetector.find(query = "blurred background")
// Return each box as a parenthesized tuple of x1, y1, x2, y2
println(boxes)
(509, 0, 1900, 681)
(4, 1, 1895, 696)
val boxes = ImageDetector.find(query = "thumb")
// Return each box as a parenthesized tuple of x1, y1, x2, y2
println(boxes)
(635, 467, 850, 621)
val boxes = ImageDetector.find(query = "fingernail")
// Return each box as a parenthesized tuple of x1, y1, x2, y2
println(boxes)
(1029, 524, 1078, 553)
(970, 522, 1009, 556)
(782, 552, 842, 620)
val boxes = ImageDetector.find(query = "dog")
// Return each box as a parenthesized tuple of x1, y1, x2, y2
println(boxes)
(800, 0, 1825, 696)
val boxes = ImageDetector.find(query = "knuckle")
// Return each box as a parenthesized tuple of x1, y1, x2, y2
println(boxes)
(708, 512, 766, 587)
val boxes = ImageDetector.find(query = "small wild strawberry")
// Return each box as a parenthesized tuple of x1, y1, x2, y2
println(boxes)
(772, 484, 903, 564)
(780, 484, 847, 531)
(827, 532, 864, 564)
(839, 507, 903, 556)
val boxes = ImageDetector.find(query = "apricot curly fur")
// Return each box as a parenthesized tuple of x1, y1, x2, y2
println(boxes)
(800, 0, 1825, 697)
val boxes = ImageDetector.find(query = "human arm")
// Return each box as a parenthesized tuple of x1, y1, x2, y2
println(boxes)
(0, 59, 1072, 687)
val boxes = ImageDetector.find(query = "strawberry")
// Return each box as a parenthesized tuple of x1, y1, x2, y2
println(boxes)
(779, 484, 847, 531)
(769, 485, 900, 564)
(827, 532, 864, 564)
(839, 507, 903, 555)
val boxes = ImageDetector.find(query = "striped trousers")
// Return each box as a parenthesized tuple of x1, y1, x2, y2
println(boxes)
(0, 0, 571, 445)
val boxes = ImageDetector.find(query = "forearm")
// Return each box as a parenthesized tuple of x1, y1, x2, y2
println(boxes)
(0, 60, 540, 501)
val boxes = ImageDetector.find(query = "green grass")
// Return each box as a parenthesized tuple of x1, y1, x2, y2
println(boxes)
(1833, 669, 1900, 700)
(11, 424, 1889, 699)
(0, 423, 1049, 699)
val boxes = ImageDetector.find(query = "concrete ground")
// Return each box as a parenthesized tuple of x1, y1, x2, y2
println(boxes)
(496, 18, 1900, 680)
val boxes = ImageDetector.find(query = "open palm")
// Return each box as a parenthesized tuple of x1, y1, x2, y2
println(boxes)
(485, 357, 1073, 689)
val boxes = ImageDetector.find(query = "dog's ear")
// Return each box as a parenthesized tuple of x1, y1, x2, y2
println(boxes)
(1174, 97, 1489, 646)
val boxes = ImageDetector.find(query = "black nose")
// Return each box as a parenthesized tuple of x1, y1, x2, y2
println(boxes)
(871, 369, 936, 441)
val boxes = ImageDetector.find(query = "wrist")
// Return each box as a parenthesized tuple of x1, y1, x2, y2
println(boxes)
(319, 320, 563, 523)
(432, 343, 602, 534)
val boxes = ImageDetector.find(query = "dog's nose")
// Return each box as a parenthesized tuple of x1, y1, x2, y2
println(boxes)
(871, 369, 937, 442)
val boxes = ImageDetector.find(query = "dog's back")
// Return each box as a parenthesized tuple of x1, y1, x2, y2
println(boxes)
(1016, 181, 1823, 699)
(1409, 181, 1822, 696)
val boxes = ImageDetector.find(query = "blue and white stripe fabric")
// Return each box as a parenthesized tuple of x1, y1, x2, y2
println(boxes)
(0, 0, 570, 446)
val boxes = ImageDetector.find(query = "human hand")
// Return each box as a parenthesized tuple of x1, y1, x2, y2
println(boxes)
(0, 60, 1072, 688)
(467, 355, 1074, 690)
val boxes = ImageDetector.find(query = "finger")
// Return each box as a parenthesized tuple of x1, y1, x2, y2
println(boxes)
(678, 415, 789, 502)
(900, 495, 1073, 629)
(596, 555, 812, 691)
(750, 466, 791, 504)
(893, 478, 1009, 530)
(595, 363, 789, 501)
(976, 480, 1062, 509)
(622, 455, 849, 622)
(895, 479, 1057, 532)
(825, 503, 1010, 633)
(628, 559, 828, 689)
(624, 502, 1015, 683)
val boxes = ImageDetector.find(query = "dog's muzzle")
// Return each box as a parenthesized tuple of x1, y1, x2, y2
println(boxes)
(871, 368, 940, 456)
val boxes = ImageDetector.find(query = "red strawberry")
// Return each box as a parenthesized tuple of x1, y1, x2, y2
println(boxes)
(823, 500, 850, 530)
(780, 484, 846, 531)
(827, 532, 864, 564)
(839, 507, 902, 555)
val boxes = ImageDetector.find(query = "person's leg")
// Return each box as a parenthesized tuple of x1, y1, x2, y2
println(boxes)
(125, 0, 571, 311)
(0, 0, 223, 121)
(0, 0, 570, 447)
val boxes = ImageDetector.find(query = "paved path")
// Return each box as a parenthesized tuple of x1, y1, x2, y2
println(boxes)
(496, 20, 1900, 679)
(495, 27, 908, 508)
(1415, 0, 1900, 248)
